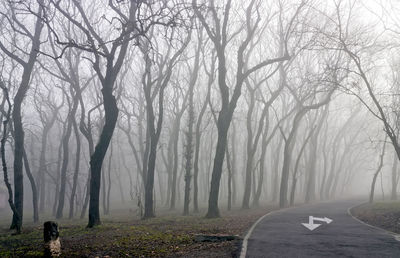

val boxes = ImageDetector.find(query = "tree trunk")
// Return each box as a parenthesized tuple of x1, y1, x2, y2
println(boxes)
(304, 137, 318, 203)
(52, 127, 65, 216)
(225, 145, 233, 211)
(289, 178, 298, 206)
(253, 115, 272, 206)
(0, 84, 20, 233)
(193, 128, 202, 213)
(319, 125, 329, 200)
(38, 111, 58, 213)
(106, 143, 113, 215)
(23, 149, 39, 223)
(324, 149, 337, 200)
(370, 140, 386, 203)
(304, 108, 328, 203)
(80, 175, 90, 219)
(144, 135, 158, 218)
(170, 120, 181, 210)
(183, 116, 194, 215)
(164, 141, 173, 207)
(69, 118, 81, 219)
(79, 104, 96, 219)
(88, 86, 119, 227)
(56, 98, 78, 219)
(206, 118, 230, 218)
(272, 137, 283, 203)
(38, 134, 47, 213)
(280, 107, 323, 208)
(391, 153, 398, 200)
(183, 61, 197, 215)
(242, 90, 256, 209)
(370, 170, 381, 203)
(279, 111, 304, 209)
(143, 79, 168, 219)
(142, 32, 191, 218)
(11, 92, 26, 231)
(290, 126, 315, 206)
(8, 2, 43, 231)
(193, 65, 213, 213)
(231, 124, 237, 206)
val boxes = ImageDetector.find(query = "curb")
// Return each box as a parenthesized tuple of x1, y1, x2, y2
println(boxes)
(240, 200, 400, 258)
(239, 206, 294, 258)
(347, 202, 400, 241)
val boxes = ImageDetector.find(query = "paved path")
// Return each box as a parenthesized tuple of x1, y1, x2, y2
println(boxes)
(243, 199, 400, 257)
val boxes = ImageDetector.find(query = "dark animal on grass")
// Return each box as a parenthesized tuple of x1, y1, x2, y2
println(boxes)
(43, 221, 61, 257)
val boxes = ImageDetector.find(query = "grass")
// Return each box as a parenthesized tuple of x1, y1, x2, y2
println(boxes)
(351, 200, 400, 234)
(352, 200, 400, 214)
(0, 204, 275, 257)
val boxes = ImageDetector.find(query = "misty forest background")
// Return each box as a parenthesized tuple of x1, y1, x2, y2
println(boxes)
(1, 0, 400, 234)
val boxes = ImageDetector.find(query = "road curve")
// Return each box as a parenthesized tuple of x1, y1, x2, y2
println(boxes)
(242, 199, 400, 258)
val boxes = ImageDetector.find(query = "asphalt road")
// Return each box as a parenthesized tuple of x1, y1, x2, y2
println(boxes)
(243, 199, 400, 258)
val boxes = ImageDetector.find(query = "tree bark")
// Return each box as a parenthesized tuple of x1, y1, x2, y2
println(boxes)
(290, 126, 315, 206)
(8, 3, 43, 230)
(88, 86, 119, 227)
(242, 89, 256, 209)
(142, 30, 191, 219)
(193, 0, 292, 218)
(52, 124, 66, 216)
(56, 96, 78, 219)
(304, 108, 328, 203)
(391, 152, 398, 200)
(0, 82, 20, 233)
(279, 110, 305, 208)
(105, 143, 113, 215)
(183, 34, 200, 215)
(272, 137, 283, 203)
(193, 52, 214, 213)
(170, 118, 183, 210)
(38, 105, 60, 212)
(79, 103, 98, 219)
(279, 89, 334, 208)
(69, 117, 81, 219)
(225, 144, 233, 211)
(23, 148, 39, 223)
(370, 139, 386, 203)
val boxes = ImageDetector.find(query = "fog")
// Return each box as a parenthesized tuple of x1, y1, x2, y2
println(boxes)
(0, 0, 399, 237)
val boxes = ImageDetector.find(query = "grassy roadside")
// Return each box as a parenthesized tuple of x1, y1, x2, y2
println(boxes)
(0, 206, 276, 257)
(350, 201, 400, 234)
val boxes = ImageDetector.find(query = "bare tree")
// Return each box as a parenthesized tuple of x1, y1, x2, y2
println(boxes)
(290, 122, 315, 206)
(48, 0, 144, 227)
(0, 80, 19, 233)
(140, 26, 192, 219)
(193, 0, 300, 218)
(279, 81, 336, 208)
(304, 107, 328, 203)
(193, 49, 215, 212)
(369, 137, 387, 203)
(334, 0, 400, 178)
(183, 30, 202, 216)
(33, 84, 63, 213)
(0, 0, 44, 231)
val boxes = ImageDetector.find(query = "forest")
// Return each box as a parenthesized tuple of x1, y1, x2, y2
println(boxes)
(1, 0, 400, 257)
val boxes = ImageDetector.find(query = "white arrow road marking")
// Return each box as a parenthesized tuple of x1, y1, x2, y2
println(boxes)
(312, 216, 333, 224)
(302, 216, 321, 231)
(302, 216, 333, 231)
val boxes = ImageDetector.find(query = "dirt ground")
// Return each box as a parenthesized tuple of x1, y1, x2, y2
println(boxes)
(0, 205, 275, 257)
(351, 201, 400, 234)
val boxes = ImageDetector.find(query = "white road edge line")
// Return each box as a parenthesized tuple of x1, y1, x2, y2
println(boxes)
(240, 207, 294, 258)
(347, 203, 400, 241)
(240, 200, 400, 258)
